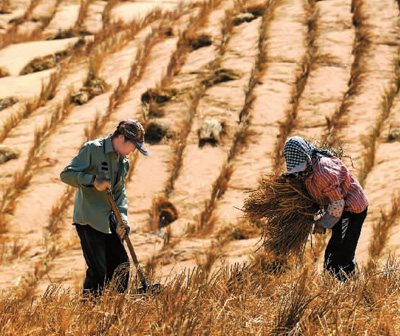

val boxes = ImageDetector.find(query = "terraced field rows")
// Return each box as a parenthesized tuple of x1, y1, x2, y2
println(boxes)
(0, 0, 399, 299)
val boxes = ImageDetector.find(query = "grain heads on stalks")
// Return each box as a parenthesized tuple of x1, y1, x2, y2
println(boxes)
(243, 174, 319, 259)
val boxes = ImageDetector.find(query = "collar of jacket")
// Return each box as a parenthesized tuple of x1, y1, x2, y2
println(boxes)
(104, 135, 115, 154)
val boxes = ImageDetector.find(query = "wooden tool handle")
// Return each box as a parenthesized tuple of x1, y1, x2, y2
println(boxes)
(106, 188, 148, 289)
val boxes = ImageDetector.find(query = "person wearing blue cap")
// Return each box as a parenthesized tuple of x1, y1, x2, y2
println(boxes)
(60, 119, 149, 297)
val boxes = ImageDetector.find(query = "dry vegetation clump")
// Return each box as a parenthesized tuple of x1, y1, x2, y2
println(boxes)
(244, 1, 267, 17)
(0, 66, 10, 77)
(101, 0, 120, 29)
(187, 32, 213, 50)
(195, 163, 234, 235)
(0, 97, 18, 111)
(144, 119, 171, 144)
(0, 0, 61, 48)
(71, 75, 109, 105)
(75, 0, 94, 30)
(46, 186, 75, 235)
(242, 174, 320, 259)
(0, 144, 20, 164)
(19, 51, 67, 75)
(233, 2, 266, 25)
(149, 195, 179, 232)
(0, 100, 38, 143)
(198, 118, 227, 147)
(217, 218, 260, 243)
(0, 0, 11, 14)
(0, 238, 29, 263)
(2, 257, 400, 334)
(233, 12, 258, 26)
(109, 25, 171, 111)
(388, 125, 400, 141)
(52, 29, 92, 40)
(201, 68, 243, 87)
(141, 87, 178, 105)
(141, 100, 165, 119)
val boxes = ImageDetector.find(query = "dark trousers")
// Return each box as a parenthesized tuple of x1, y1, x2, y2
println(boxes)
(75, 224, 130, 297)
(324, 207, 367, 281)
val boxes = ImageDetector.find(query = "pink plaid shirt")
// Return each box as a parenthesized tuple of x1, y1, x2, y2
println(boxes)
(305, 156, 368, 213)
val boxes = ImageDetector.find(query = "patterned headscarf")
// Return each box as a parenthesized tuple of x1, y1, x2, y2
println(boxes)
(284, 136, 333, 173)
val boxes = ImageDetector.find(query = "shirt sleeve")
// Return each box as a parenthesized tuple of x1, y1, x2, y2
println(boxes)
(316, 199, 345, 229)
(112, 159, 130, 225)
(60, 145, 95, 188)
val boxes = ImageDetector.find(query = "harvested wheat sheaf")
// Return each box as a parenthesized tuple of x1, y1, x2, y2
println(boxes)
(243, 174, 319, 258)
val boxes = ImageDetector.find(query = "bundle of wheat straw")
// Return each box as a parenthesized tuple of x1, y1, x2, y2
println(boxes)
(243, 174, 319, 258)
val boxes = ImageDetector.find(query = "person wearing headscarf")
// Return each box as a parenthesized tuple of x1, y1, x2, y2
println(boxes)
(284, 136, 368, 280)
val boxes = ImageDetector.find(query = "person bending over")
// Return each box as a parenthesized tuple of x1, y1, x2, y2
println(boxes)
(284, 136, 368, 280)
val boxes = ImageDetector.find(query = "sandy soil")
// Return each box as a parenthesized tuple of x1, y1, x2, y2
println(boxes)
(0, 0, 399, 297)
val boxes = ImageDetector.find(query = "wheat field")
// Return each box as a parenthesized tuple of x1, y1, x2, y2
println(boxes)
(0, 0, 399, 334)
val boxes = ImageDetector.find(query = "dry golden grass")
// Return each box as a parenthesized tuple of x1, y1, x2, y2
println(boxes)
(0, 0, 10, 14)
(0, 0, 61, 48)
(196, 1, 279, 233)
(243, 174, 319, 259)
(164, 87, 204, 197)
(324, 0, 371, 147)
(0, 144, 20, 164)
(75, 0, 94, 30)
(219, 7, 236, 55)
(367, 194, 400, 268)
(102, 0, 119, 29)
(305, 233, 328, 265)
(46, 186, 75, 235)
(198, 163, 234, 233)
(149, 195, 179, 233)
(22, 0, 41, 21)
(272, 0, 319, 170)
(126, 150, 139, 183)
(38, 70, 62, 103)
(358, 47, 400, 186)
(216, 218, 260, 244)
(160, 0, 222, 87)
(0, 99, 39, 143)
(0, 237, 29, 264)
(0, 66, 10, 77)
(195, 240, 221, 274)
(0, 96, 75, 231)
(1, 256, 400, 334)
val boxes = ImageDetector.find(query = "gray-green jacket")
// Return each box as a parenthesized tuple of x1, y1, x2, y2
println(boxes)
(60, 135, 130, 234)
